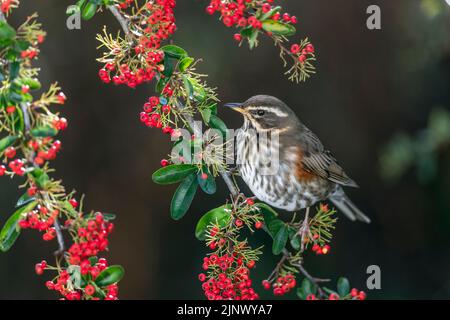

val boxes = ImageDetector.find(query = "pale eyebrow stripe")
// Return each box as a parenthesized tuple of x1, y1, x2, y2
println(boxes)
(247, 106, 289, 117)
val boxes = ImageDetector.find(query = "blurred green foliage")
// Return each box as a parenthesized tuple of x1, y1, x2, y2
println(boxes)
(380, 107, 450, 183)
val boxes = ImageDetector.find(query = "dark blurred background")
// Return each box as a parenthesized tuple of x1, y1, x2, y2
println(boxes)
(0, 0, 449, 299)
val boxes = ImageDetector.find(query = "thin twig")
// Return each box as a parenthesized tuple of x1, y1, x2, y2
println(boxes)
(53, 219, 65, 257)
(108, 5, 130, 36)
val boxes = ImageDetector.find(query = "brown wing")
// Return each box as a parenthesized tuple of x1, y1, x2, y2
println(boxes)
(297, 127, 359, 188)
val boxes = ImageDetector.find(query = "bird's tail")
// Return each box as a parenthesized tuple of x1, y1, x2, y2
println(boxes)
(330, 191, 371, 224)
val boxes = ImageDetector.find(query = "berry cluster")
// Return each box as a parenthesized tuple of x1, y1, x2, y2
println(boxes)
(199, 253, 258, 300)
(205, 0, 297, 36)
(0, 5, 124, 300)
(19, 206, 60, 241)
(67, 212, 114, 265)
(312, 243, 330, 255)
(139, 95, 175, 132)
(306, 288, 367, 301)
(262, 274, 296, 296)
(290, 42, 315, 64)
(97, 0, 176, 88)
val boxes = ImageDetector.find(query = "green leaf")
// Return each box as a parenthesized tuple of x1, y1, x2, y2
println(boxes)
(29, 168, 50, 189)
(297, 278, 316, 300)
(0, 135, 18, 153)
(30, 126, 58, 138)
(288, 227, 301, 250)
(255, 202, 278, 227)
(0, 201, 37, 252)
(337, 277, 350, 297)
(16, 192, 36, 208)
(81, 2, 98, 20)
(0, 21, 16, 42)
(272, 224, 288, 255)
(209, 115, 228, 137)
(179, 57, 194, 72)
(9, 61, 20, 80)
(197, 172, 216, 195)
(161, 45, 188, 60)
(266, 218, 284, 239)
(195, 204, 232, 241)
(63, 200, 79, 218)
(152, 164, 198, 185)
(200, 108, 212, 124)
(262, 20, 296, 36)
(95, 265, 125, 287)
(162, 56, 174, 78)
(182, 76, 194, 100)
(17, 78, 41, 91)
(170, 174, 198, 220)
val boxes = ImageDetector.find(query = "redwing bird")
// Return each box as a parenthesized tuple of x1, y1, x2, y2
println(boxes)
(226, 95, 370, 223)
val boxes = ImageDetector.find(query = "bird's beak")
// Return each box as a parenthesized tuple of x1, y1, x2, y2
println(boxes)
(224, 102, 246, 114)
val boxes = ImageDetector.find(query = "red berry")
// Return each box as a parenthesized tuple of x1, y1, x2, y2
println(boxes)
(350, 288, 359, 297)
(306, 294, 317, 300)
(321, 244, 330, 254)
(262, 280, 271, 290)
(235, 219, 243, 227)
(358, 291, 367, 300)
(160, 159, 169, 167)
(200, 173, 208, 180)
(84, 284, 96, 296)
(290, 44, 300, 54)
(233, 33, 242, 42)
(6, 105, 16, 113)
(0, 165, 6, 176)
(69, 198, 78, 208)
(35, 264, 44, 275)
(5, 147, 16, 158)
(328, 293, 339, 300)
(246, 198, 254, 206)
(299, 54, 307, 63)
(198, 273, 206, 282)
(255, 221, 263, 229)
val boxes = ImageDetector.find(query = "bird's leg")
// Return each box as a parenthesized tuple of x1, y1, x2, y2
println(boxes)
(298, 207, 311, 252)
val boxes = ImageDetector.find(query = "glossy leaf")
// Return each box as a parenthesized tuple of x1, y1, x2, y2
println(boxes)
(30, 126, 58, 138)
(262, 20, 296, 36)
(337, 277, 350, 297)
(0, 135, 18, 153)
(179, 57, 194, 72)
(170, 174, 198, 220)
(29, 168, 50, 189)
(95, 265, 125, 287)
(195, 204, 232, 241)
(0, 201, 37, 252)
(81, 2, 97, 20)
(16, 192, 36, 208)
(161, 45, 188, 60)
(197, 172, 216, 195)
(272, 224, 288, 255)
(297, 278, 316, 300)
(255, 202, 278, 227)
(0, 21, 16, 42)
(152, 164, 198, 185)
(209, 115, 228, 137)
(288, 227, 301, 250)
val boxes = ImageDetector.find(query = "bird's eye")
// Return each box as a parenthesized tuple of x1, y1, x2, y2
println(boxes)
(256, 110, 265, 116)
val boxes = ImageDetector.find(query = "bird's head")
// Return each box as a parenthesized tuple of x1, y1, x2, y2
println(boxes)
(225, 95, 299, 132)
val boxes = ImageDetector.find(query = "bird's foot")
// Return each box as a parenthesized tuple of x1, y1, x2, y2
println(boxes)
(297, 207, 311, 252)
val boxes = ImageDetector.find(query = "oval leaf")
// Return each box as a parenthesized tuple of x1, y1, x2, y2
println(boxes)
(170, 174, 198, 220)
(195, 205, 232, 241)
(272, 224, 288, 255)
(179, 57, 194, 72)
(95, 265, 125, 287)
(161, 45, 188, 60)
(197, 172, 216, 195)
(152, 164, 198, 185)
(209, 115, 228, 138)
(0, 135, 18, 153)
(0, 201, 37, 252)
(337, 277, 350, 297)
(262, 20, 296, 36)
(255, 202, 278, 227)
(81, 2, 97, 20)
(0, 21, 16, 42)
(30, 126, 58, 138)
